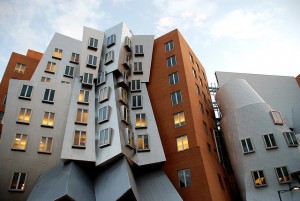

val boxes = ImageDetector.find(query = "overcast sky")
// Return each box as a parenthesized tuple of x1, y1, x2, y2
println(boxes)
(0, 0, 299, 83)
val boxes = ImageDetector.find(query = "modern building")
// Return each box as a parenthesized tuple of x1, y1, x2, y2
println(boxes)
(215, 72, 300, 201)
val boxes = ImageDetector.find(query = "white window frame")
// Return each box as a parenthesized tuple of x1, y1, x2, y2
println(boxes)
(43, 89, 55, 103)
(132, 95, 142, 109)
(167, 55, 176, 67)
(136, 113, 147, 128)
(88, 37, 98, 49)
(169, 72, 179, 85)
(120, 105, 130, 124)
(107, 34, 116, 47)
(19, 85, 33, 99)
(53, 48, 63, 59)
(178, 169, 191, 188)
(41, 112, 55, 127)
(11, 133, 28, 151)
(87, 55, 97, 67)
(241, 138, 255, 154)
(275, 166, 291, 184)
(165, 40, 174, 51)
(82, 73, 93, 85)
(99, 128, 112, 147)
(70, 52, 79, 63)
(176, 135, 189, 152)
(99, 87, 109, 102)
(133, 62, 143, 73)
(73, 130, 86, 148)
(124, 36, 132, 51)
(97, 71, 106, 85)
(38, 137, 53, 153)
(45, 61, 56, 73)
(171, 91, 182, 105)
(14, 63, 26, 74)
(125, 128, 134, 148)
(118, 87, 127, 104)
(135, 45, 144, 56)
(283, 132, 299, 147)
(98, 106, 109, 123)
(137, 134, 150, 151)
(263, 134, 277, 149)
(64, 66, 74, 78)
(41, 76, 51, 82)
(104, 51, 114, 65)
(251, 170, 267, 187)
(75, 108, 88, 124)
(173, 111, 186, 128)
(9, 172, 27, 191)
(78, 89, 89, 104)
(17, 108, 32, 124)
(131, 80, 141, 92)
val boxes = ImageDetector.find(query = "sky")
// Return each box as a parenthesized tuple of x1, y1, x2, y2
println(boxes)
(0, 0, 299, 84)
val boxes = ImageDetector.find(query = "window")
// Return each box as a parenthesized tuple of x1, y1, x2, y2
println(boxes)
(275, 166, 291, 184)
(73, 130, 86, 148)
(165, 40, 174, 51)
(122, 53, 131, 68)
(200, 102, 204, 114)
(82, 73, 93, 85)
(132, 95, 142, 109)
(76, 109, 88, 124)
(124, 36, 132, 51)
(201, 70, 206, 79)
(12, 133, 28, 150)
(61, 81, 70, 84)
(121, 105, 130, 124)
(70, 53, 79, 63)
(9, 172, 27, 191)
(99, 128, 112, 147)
(167, 55, 176, 67)
(118, 87, 127, 104)
(217, 174, 225, 190)
(125, 128, 134, 148)
(196, 63, 200, 71)
(135, 45, 144, 56)
(38, 137, 53, 153)
(192, 68, 197, 78)
(14, 63, 26, 74)
(202, 92, 206, 102)
(136, 113, 146, 128)
(137, 135, 149, 151)
(53, 48, 63, 59)
(251, 170, 267, 187)
(88, 37, 98, 49)
(196, 84, 200, 95)
(189, 53, 194, 63)
(42, 112, 55, 127)
(104, 51, 114, 65)
(178, 169, 191, 188)
(99, 87, 109, 102)
(199, 77, 203, 87)
(171, 91, 182, 105)
(241, 138, 254, 154)
(78, 90, 89, 104)
(43, 89, 55, 103)
(98, 106, 109, 123)
(176, 135, 189, 151)
(169, 72, 179, 85)
(17, 108, 31, 124)
(203, 121, 208, 134)
(270, 111, 284, 125)
(45, 61, 56, 74)
(19, 85, 33, 99)
(283, 132, 299, 147)
(41, 76, 51, 82)
(131, 80, 141, 92)
(107, 34, 116, 47)
(64, 66, 74, 78)
(87, 55, 97, 67)
(133, 62, 143, 73)
(97, 71, 106, 85)
(174, 112, 186, 128)
(263, 134, 277, 149)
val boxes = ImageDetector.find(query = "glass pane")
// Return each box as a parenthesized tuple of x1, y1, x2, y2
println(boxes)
(291, 133, 298, 145)
(104, 130, 109, 144)
(177, 92, 182, 103)
(49, 113, 54, 126)
(136, 114, 141, 127)
(13, 134, 22, 149)
(183, 136, 189, 149)
(27, 86, 33, 97)
(73, 132, 80, 145)
(19, 135, 27, 150)
(80, 132, 86, 146)
(49, 90, 55, 101)
(84, 91, 89, 102)
(18, 173, 26, 190)
(18, 108, 25, 121)
(174, 114, 179, 125)
(141, 114, 146, 127)
(39, 137, 46, 152)
(46, 138, 52, 152)
(177, 138, 183, 151)
(20, 85, 26, 97)
(138, 136, 143, 150)
(10, 173, 19, 189)
(241, 140, 248, 153)
(246, 138, 253, 151)
(82, 110, 88, 123)
(78, 90, 84, 102)
(259, 171, 266, 185)
(185, 169, 191, 187)
(42, 113, 49, 125)
(269, 134, 276, 146)
(264, 135, 271, 148)
(88, 55, 93, 64)
(179, 112, 185, 123)
(144, 135, 149, 149)
(76, 109, 82, 122)
(178, 171, 185, 187)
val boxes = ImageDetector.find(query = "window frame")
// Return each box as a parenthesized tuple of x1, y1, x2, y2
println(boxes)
(19, 85, 33, 100)
(120, 105, 130, 124)
(137, 134, 150, 152)
(78, 89, 89, 104)
(131, 80, 141, 92)
(165, 40, 174, 51)
(98, 87, 110, 103)
(135, 45, 144, 56)
(87, 55, 97, 68)
(136, 113, 147, 128)
(9, 172, 27, 191)
(98, 106, 109, 123)
(104, 51, 114, 65)
(14, 63, 26, 74)
(99, 128, 112, 148)
(171, 90, 182, 105)
(118, 87, 127, 104)
(125, 128, 134, 148)
(72, 130, 87, 148)
(70, 52, 80, 64)
(53, 48, 63, 59)
(262, 134, 277, 149)
(178, 169, 191, 188)
(270, 110, 284, 125)
(38, 137, 53, 153)
(75, 108, 88, 125)
(107, 34, 116, 47)
(283, 132, 299, 147)
(45, 61, 56, 74)
(82, 73, 93, 86)
(275, 166, 291, 184)
(64, 66, 74, 78)
(241, 138, 255, 154)
(133, 62, 143, 74)
(41, 76, 51, 82)
(176, 135, 189, 152)
(167, 55, 176, 67)
(132, 95, 142, 109)
(88, 37, 98, 50)
(41, 112, 55, 128)
(173, 111, 186, 128)
(11, 133, 28, 151)
(251, 170, 267, 187)
(42, 89, 55, 103)
(16, 108, 32, 124)
(97, 71, 106, 85)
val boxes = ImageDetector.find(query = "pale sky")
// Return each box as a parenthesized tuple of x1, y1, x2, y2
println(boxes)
(0, 0, 299, 84)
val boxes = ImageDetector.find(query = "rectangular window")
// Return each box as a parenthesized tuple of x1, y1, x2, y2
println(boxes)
(165, 40, 174, 51)
(169, 72, 179, 85)
(174, 112, 186, 128)
(196, 84, 200, 95)
(125, 128, 134, 148)
(87, 55, 97, 67)
(201, 70, 206, 79)
(73, 130, 86, 148)
(97, 71, 106, 85)
(178, 169, 191, 188)
(53, 48, 63, 59)
(263, 134, 277, 149)
(189, 53, 194, 63)
(78, 90, 89, 104)
(17, 108, 31, 124)
(64, 66, 74, 78)
(99, 87, 109, 102)
(135, 45, 144, 56)
(200, 102, 204, 114)
(192, 68, 197, 78)
(107, 34, 116, 47)
(19, 85, 33, 99)
(171, 91, 182, 105)
(131, 80, 141, 92)
(176, 135, 189, 151)
(275, 166, 291, 184)
(82, 73, 93, 85)
(124, 36, 132, 51)
(104, 51, 114, 65)
(136, 113, 146, 128)
(167, 55, 176, 67)
(199, 77, 203, 87)
(270, 111, 284, 125)
(61, 81, 70, 84)
(14, 63, 26, 74)
(133, 62, 143, 73)
(118, 87, 127, 104)
(132, 95, 142, 109)
(41, 76, 51, 82)
(137, 135, 149, 151)
(41, 112, 55, 127)
(38, 137, 53, 153)
(196, 63, 200, 71)
(122, 53, 131, 69)
(88, 37, 98, 49)
(241, 138, 254, 154)
(76, 108, 88, 124)
(99, 128, 112, 147)
(120, 105, 130, 124)
(9, 172, 27, 191)
(43, 89, 55, 103)
(283, 132, 299, 147)
(202, 92, 206, 102)
(45, 61, 56, 74)
(12, 133, 28, 150)
(251, 170, 267, 187)
(98, 106, 109, 123)
(70, 53, 79, 63)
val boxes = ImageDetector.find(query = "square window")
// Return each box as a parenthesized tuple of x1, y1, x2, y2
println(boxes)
(73, 130, 86, 148)
(263, 134, 277, 149)
(104, 51, 114, 65)
(137, 135, 150, 151)
(41, 112, 55, 127)
(167, 55, 176, 67)
(99, 87, 110, 102)
(131, 80, 141, 92)
(275, 166, 291, 184)
(178, 169, 191, 188)
(118, 87, 127, 104)
(169, 72, 179, 85)
(19, 85, 33, 99)
(176, 135, 189, 151)
(107, 34, 116, 47)
(42, 89, 55, 103)
(53, 48, 63, 59)
(97, 71, 106, 85)
(202, 92, 206, 102)
(171, 91, 182, 105)
(135, 45, 144, 56)
(270, 111, 284, 125)
(241, 138, 254, 154)
(82, 73, 93, 85)
(98, 106, 109, 123)
(38, 137, 53, 153)
(41, 76, 51, 82)
(165, 40, 174, 51)
(132, 95, 142, 109)
(76, 108, 88, 124)
(133, 62, 143, 74)
(12, 133, 28, 151)
(99, 128, 112, 147)
(283, 132, 299, 147)
(14, 63, 26, 74)
(120, 105, 130, 124)
(17, 108, 32, 124)
(45, 61, 56, 74)
(125, 128, 134, 148)
(87, 55, 97, 68)
(88, 37, 98, 50)
(136, 113, 147, 128)
(251, 170, 267, 187)
(174, 112, 186, 128)
(9, 172, 27, 191)
(70, 53, 79, 63)
(64, 66, 74, 78)
(78, 90, 89, 104)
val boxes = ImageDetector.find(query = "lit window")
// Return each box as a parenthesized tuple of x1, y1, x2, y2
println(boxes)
(137, 135, 149, 151)
(45, 61, 56, 74)
(131, 80, 141, 92)
(133, 62, 143, 73)
(174, 112, 186, 128)
(42, 89, 55, 103)
(97, 71, 106, 85)
(70, 53, 79, 63)
(136, 113, 146, 128)
(41, 77, 51, 82)
(53, 48, 63, 59)
(82, 73, 93, 85)
(270, 111, 284, 125)
(241, 138, 254, 154)
(125, 128, 134, 148)
(176, 135, 189, 151)
(73, 130, 86, 148)
(12, 133, 28, 150)
(192, 68, 197, 78)
(124, 36, 132, 51)
(135, 45, 144, 56)
(99, 128, 112, 147)
(275, 166, 291, 184)
(178, 169, 191, 188)
(165, 40, 174, 51)
(104, 51, 114, 65)
(196, 84, 200, 95)
(132, 95, 142, 109)
(9, 172, 27, 191)
(98, 106, 109, 123)
(14, 63, 26, 74)
(42, 112, 55, 127)
(120, 105, 130, 124)
(87, 55, 97, 67)
(38, 137, 53, 153)
(88, 37, 98, 50)
(64, 66, 74, 78)
(99, 87, 109, 102)
(169, 72, 179, 85)
(19, 85, 33, 99)
(78, 90, 89, 104)
(118, 87, 127, 104)
(167, 55, 176, 67)
(17, 108, 31, 124)
(283, 132, 299, 147)
(76, 109, 88, 124)
(217, 174, 225, 191)
(263, 134, 277, 149)
(189, 53, 194, 63)
(171, 91, 182, 105)
(107, 34, 116, 47)
(200, 102, 204, 114)
(251, 170, 267, 187)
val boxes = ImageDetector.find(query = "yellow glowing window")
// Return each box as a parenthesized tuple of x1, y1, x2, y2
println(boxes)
(14, 63, 26, 74)
(76, 109, 88, 124)
(174, 112, 186, 128)
(42, 112, 55, 127)
(251, 170, 267, 187)
(12, 134, 28, 150)
(136, 113, 146, 128)
(70, 53, 79, 63)
(137, 135, 149, 151)
(176, 135, 189, 151)
(78, 90, 89, 103)
(73, 130, 86, 147)
(53, 48, 63, 59)
(45, 61, 56, 73)
(39, 137, 53, 153)
(17, 108, 31, 124)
